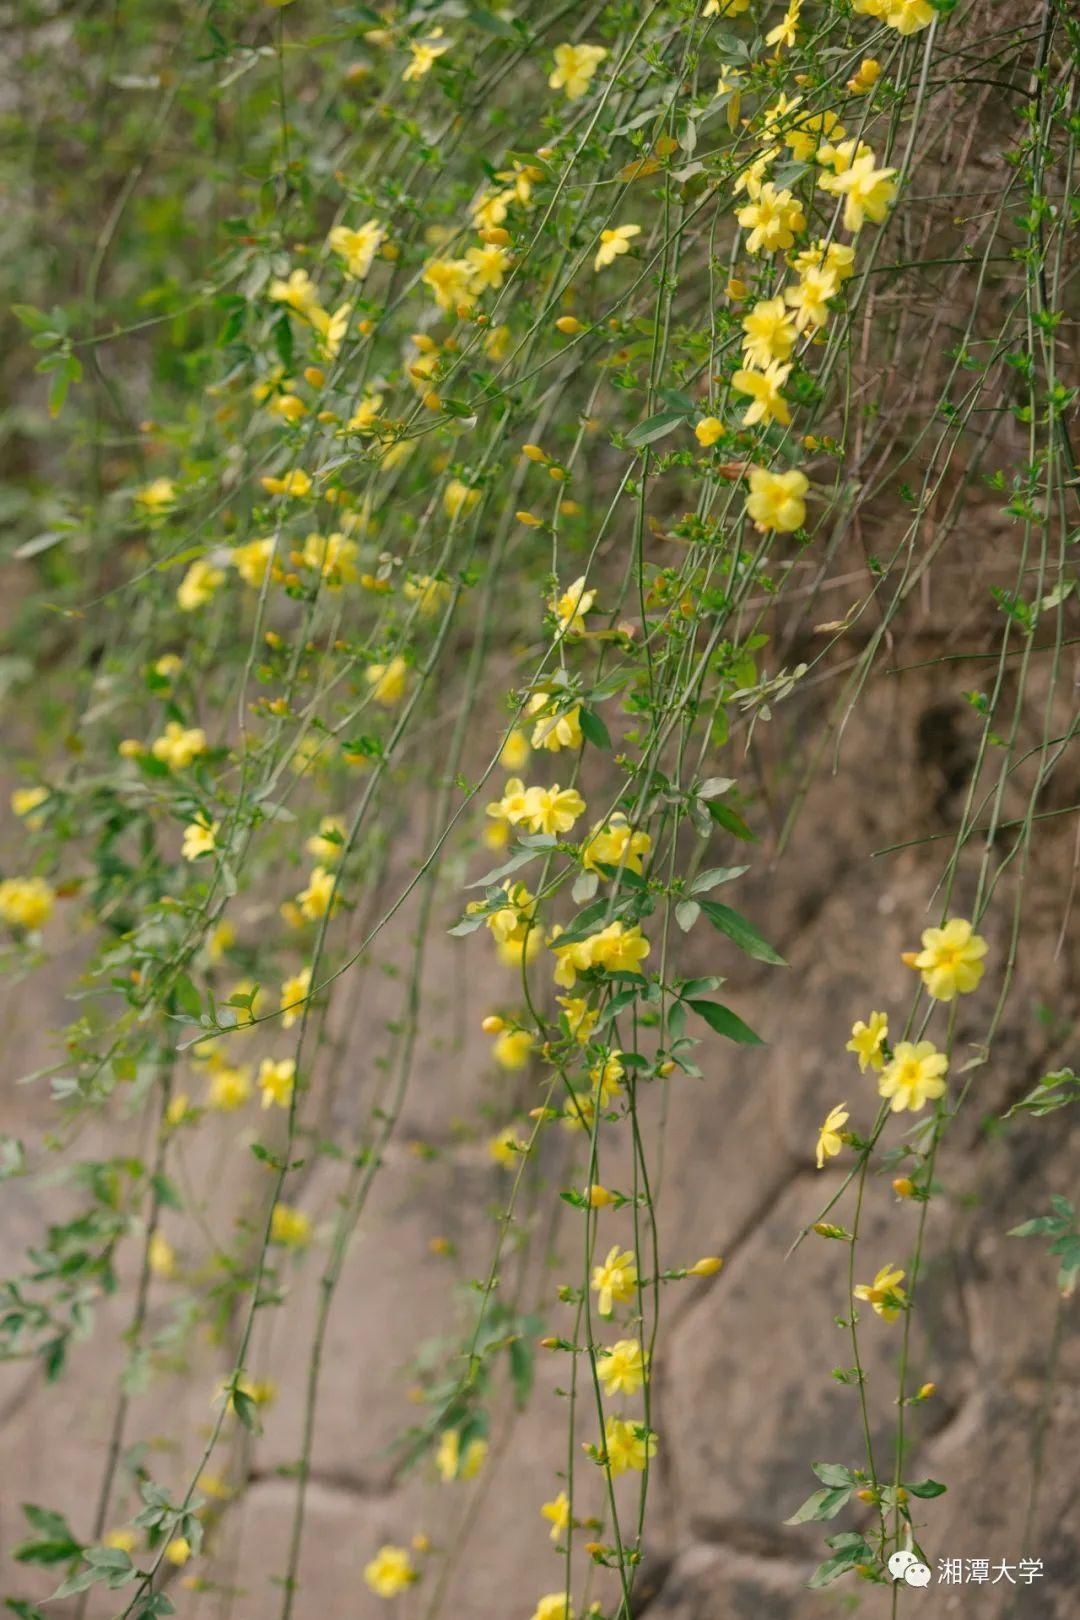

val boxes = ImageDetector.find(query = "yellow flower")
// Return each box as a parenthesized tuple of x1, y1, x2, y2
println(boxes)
(590, 921, 650, 974)
(591, 1245, 637, 1316)
(312, 299, 351, 358)
(165, 1093, 191, 1128)
(846, 1010, 888, 1072)
(528, 695, 583, 753)
(736, 184, 806, 254)
(423, 258, 475, 312)
(551, 575, 595, 637)
(765, 0, 802, 50)
(300, 531, 358, 587)
(745, 466, 808, 533)
(581, 814, 651, 876)
(307, 816, 346, 863)
(164, 1537, 191, 1566)
(489, 1126, 526, 1168)
(818, 150, 897, 233)
(784, 266, 839, 333)
(530, 1596, 573, 1620)
(521, 784, 586, 837)
(261, 468, 312, 498)
(597, 1338, 648, 1396)
(181, 817, 217, 862)
(444, 478, 480, 520)
(548, 42, 606, 100)
(499, 727, 531, 770)
(231, 537, 275, 587)
(878, 1041, 948, 1113)
(815, 1102, 849, 1169)
(364, 1544, 416, 1597)
(103, 1528, 138, 1554)
(558, 995, 599, 1045)
(705, 0, 750, 13)
(403, 28, 449, 82)
(151, 722, 207, 771)
(207, 1064, 252, 1112)
(734, 148, 778, 200)
(259, 1058, 296, 1109)
(134, 478, 175, 513)
(12, 785, 50, 825)
(493, 1028, 534, 1070)
(148, 1231, 176, 1279)
(854, 1263, 908, 1322)
(589, 1050, 625, 1105)
(344, 392, 384, 434)
(0, 875, 55, 931)
(784, 108, 844, 163)
(436, 1429, 487, 1482)
(540, 1490, 570, 1542)
(848, 57, 881, 94)
(732, 359, 791, 428)
(883, 0, 934, 33)
(465, 243, 512, 292)
(270, 1203, 311, 1248)
(327, 219, 384, 279)
(298, 866, 336, 921)
(594, 223, 641, 271)
(403, 575, 452, 617)
(741, 297, 797, 367)
(694, 416, 724, 447)
(602, 1415, 656, 1475)
(912, 918, 988, 1001)
(280, 966, 312, 1029)
(269, 268, 319, 316)
(366, 656, 409, 706)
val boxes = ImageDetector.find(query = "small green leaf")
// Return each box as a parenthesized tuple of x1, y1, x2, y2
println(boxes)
(625, 410, 687, 448)
(697, 900, 786, 965)
(905, 1478, 947, 1498)
(686, 998, 764, 1045)
(784, 1485, 853, 1525)
(579, 707, 611, 749)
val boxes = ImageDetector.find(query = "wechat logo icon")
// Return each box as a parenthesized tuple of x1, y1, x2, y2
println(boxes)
(888, 1549, 932, 1587)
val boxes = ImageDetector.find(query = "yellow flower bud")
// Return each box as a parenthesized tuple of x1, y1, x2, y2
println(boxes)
(118, 739, 143, 758)
(516, 510, 542, 526)
(303, 366, 325, 388)
(522, 443, 547, 462)
(422, 391, 442, 411)
(892, 1177, 915, 1199)
(918, 1381, 936, 1400)
(687, 1255, 723, 1277)
(481, 1015, 506, 1034)
(586, 1185, 614, 1207)
(555, 315, 584, 335)
(480, 227, 511, 246)
(658, 1060, 675, 1077)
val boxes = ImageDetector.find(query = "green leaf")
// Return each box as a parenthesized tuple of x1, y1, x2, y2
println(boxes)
(686, 998, 764, 1045)
(808, 1542, 869, 1588)
(173, 975, 202, 1020)
(625, 410, 687, 448)
(811, 1462, 854, 1488)
(705, 799, 755, 841)
(905, 1478, 947, 1498)
(784, 1485, 852, 1525)
(689, 865, 749, 894)
(579, 707, 611, 750)
(508, 1335, 534, 1408)
(675, 900, 700, 933)
(697, 901, 786, 965)
(466, 840, 554, 888)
